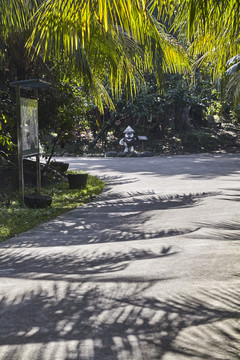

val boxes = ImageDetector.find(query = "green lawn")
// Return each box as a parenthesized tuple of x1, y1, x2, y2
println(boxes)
(0, 174, 104, 243)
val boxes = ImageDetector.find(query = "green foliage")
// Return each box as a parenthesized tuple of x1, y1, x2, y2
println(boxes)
(153, 0, 240, 122)
(28, 0, 189, 111)
(107, 72, 210, 138)
(180, 130, 220, 152)
(1, 0, 239, 156)
(38, 61, 93, 162)
(0, 174, 104, 243)
(225, 55, 240, 109)
(66, 170, 87, 175)
(0, 115, 14, 151)
(0, 90, 16, 153)
(155, 0, 240, 78)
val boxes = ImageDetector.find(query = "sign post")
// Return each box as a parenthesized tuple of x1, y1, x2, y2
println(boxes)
(10, 79, 51, 206)
(15, 85, 24, 205)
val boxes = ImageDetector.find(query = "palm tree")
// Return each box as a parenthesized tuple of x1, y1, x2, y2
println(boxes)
(0, 0, 43, 80)
(25, 0, 189, 111)
(226, 55, 240, 107)
(0, 0, 190, 152)
(155, 0, 240, 79)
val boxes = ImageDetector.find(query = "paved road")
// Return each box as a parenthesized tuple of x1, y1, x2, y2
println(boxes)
(0, 154, 240, 359)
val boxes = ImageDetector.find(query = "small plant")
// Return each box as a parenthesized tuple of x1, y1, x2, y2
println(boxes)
(66, 170, 87, 174)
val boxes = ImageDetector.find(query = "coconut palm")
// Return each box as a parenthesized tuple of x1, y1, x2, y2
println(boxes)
(226, 55, 240, 107)
(25, 0, 189, 111)
(154, 0, 240, 79)
(0, 0, 42, 80)
(1, 0, 190, 112)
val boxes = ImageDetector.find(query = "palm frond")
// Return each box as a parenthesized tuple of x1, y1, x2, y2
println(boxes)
(154, 0, 240, 79)
(27, 0, 189, 107)
(226, 72, 240, 106)
(226, 62, 240, 76)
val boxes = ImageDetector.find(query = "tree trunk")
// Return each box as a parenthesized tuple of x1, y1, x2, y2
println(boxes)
(174, 106, 191, 132)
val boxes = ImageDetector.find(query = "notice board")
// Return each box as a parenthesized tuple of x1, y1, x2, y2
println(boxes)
(20, 98, 39, 157)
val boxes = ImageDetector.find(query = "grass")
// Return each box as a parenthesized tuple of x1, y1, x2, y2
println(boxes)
(0, 173, 105, 243)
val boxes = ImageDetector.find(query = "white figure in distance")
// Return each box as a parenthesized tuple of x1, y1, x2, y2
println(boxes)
(119, 126, 136, 152)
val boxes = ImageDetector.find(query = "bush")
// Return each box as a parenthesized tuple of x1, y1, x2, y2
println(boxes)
(180, 130, 220, 152)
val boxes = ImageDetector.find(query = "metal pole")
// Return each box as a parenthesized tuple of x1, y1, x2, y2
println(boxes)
(36, 154, 41, 194)
(16, 86, 24, 206)
(34, 89, 41, 194)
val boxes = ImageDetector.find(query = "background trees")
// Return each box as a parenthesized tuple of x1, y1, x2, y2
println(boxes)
(29, 0, 189, 108)
(0, 0, 189, 156)
(156, 0, 240, 73)
(0, 0, 239, 157)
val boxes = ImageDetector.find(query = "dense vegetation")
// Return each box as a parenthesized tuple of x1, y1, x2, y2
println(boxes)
(0, 0, 240, 239)
(0, 0, 240, 160)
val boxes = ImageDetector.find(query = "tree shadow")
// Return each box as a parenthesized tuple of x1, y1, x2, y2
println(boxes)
(182, 186, 240, 243)
(0, 247, 178, 282)
(62, 153, 240, 180)
(220, 187, 240, 202)
(99, 175, 140, 187)
(0, 191, 214, 248)
(88, 191, 217, 212)
(192, 219, 240, 242)
(0, 280, 239, 359)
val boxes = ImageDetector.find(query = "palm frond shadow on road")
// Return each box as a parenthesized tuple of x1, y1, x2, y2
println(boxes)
(0, 246, 178, 282)
(0, 191, 215, 248)
(0, 280, 239, 359)
(193, 219, 240, 242)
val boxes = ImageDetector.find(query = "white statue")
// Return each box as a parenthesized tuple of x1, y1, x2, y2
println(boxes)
(119, 126, 136, 152)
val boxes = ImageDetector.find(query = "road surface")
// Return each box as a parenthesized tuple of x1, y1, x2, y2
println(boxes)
(0, 153, 239, 359)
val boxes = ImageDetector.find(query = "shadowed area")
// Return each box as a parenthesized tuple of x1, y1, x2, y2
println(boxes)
(192, 220, 240, 242)
(0, 246, 178, 281)
(62, 154, 240, 180)
(99, 175, 140, 187)
(192, 188, 240, 241)
(0, 191, 215, 248)
(0, 281, 239, 360)
(1, 154, 240, 359)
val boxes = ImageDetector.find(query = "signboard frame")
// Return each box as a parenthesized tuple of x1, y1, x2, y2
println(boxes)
(10, 79, 51, 205)
(20, 97, 39, 157)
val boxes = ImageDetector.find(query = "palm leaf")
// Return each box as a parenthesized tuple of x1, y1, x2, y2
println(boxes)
(154, 0, 240, 78)
(226, 72, 240, 106)
(226, 55, 240, 67)
(226, 62, 240, 76)
(27, 0, 189, 109)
